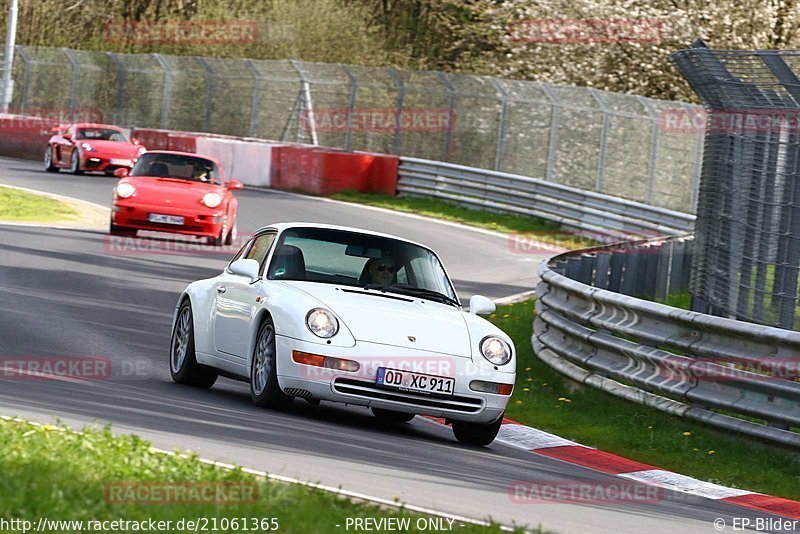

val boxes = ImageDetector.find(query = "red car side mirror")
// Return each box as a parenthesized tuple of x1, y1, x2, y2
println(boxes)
(227, 180, 244, 191)
(114, 168, 129, 178)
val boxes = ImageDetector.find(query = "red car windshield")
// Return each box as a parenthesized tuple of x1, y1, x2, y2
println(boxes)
(130, 153, 221, 185)
(76, 128, 127, 142)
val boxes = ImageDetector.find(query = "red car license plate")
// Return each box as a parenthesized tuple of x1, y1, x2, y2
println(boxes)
(147, 213, 184, 225)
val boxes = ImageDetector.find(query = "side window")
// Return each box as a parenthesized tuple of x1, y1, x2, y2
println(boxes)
(245, 233, 277, 270)
(228, 239, 252, 267)
(396, 265, 408, 285)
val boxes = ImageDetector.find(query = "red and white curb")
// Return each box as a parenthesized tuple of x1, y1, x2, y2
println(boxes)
(425, 416, 800, 520)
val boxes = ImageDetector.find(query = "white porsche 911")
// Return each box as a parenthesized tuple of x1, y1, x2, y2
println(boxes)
(169, 223, 516, 445)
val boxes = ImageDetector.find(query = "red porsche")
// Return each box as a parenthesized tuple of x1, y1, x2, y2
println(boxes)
(44, 123, 146, 175)
(110, 151, 243, 246)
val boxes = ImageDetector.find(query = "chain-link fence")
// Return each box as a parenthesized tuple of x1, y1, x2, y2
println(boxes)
(672, 41, 800, 330)
(9, 45, 704, 213)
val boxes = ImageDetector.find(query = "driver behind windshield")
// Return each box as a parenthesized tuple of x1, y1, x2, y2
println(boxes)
(366, 255, 396, 286)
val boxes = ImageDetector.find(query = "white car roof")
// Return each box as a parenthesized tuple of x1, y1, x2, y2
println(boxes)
(255, 222, 430, 250)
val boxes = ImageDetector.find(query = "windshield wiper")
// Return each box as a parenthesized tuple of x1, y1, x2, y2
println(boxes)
(363, 284, 460, 307)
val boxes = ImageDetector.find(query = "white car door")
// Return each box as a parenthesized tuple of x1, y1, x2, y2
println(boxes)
(213, 232, 276, 358)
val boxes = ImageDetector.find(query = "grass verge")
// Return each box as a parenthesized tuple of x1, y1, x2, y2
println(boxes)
(0, 417, 517, 533)
(331, 191, 595, 250)
(0, 186, 79, 222)
(491, 299, 800, 501)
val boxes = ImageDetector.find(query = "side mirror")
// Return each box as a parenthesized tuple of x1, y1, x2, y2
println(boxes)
(131, 137, 141, 145)
(229, 258, 260, 282)
(114, 168, 129, 178)
(469, 295, 496, 315)
(227, 180, 244, 191)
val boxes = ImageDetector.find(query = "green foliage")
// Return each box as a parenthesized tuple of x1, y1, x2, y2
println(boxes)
(0, 186, 79, 222)
(0, 418, 513, 532)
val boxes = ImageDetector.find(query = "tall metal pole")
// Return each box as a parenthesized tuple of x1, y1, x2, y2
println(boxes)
(2, 0, 19, 112)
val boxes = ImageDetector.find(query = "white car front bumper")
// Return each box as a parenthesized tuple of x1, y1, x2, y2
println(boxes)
(275, 336, 514, 424)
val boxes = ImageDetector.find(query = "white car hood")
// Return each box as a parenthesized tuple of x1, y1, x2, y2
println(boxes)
(281, 282, 472, 357)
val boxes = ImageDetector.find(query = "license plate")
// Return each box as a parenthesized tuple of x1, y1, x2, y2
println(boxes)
(147, 213, 184, 225)
(111, 159, 132, 166)
(376, 367, 455, 396)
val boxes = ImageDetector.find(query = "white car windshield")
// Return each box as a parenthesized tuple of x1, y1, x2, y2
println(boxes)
(267, 227, 459, 306)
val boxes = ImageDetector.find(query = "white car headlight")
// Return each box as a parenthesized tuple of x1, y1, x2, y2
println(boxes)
(202, 193, 223, 208)
(116, 182, 136, 199)
(480, 336, 511, 365)
(137, 147, 147, 156)
(306, 308, 339, 338)
(80, 142, 95, 152)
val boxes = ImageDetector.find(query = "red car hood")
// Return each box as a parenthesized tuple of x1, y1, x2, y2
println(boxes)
(124, 177, 225, 209)
(84, 140, 140, 158)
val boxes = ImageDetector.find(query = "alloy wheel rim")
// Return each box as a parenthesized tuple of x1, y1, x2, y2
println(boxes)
(70, 151, 78, 172)
(44, 148, 51, 168)
(252, 325, 274, 395)
(171, 307, 191, 372)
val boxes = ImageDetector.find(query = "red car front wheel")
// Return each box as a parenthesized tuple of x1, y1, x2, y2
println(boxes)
(69, 150, 84, 175)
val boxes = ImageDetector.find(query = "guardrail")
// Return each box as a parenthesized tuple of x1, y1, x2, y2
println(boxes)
(534, 235, 800, 448)
(398, 157, 696, 240)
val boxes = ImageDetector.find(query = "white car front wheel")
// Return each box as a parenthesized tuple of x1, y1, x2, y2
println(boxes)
(250, 316, 289, 408)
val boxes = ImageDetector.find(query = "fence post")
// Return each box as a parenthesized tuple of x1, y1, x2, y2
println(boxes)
(16, 45, 30, 110)
(387, 68, 405, 155)
(540, 84, 560, 181)
(289, 59, 318, 145)
(436, 71, 455, 162)
(61, 48, 80, 109)
(195, 57, 215, 132)
(105, 52, 127, 125)
(152, 54, 172, 129)
(341, 65, 357, 152)
(589, 88, 610, 193)
(488, 77, 509, 172)
(637, 96, 659, 205)
(243, 59, 261, 137)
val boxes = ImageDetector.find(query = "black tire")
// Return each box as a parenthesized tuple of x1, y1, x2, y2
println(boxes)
(44, 146, 59, 173)
(170, 301, 218, 388)
(207, 229, 225, 247)
(224, 221, 237, 246)
(69, 149, 84, 175)
(109, 216, 136, 237)
(452, 415, 503, 446)
(371, 408, 415, 423)
(250, 316, 289, 408)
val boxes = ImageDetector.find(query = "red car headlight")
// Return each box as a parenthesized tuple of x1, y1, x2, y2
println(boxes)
(202, 193, 223, 208)
(116, 183, 136, 199)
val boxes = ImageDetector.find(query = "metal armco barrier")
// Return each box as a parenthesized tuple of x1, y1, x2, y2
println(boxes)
(398, 157, 696, 239)
(534, 235, 800, 448)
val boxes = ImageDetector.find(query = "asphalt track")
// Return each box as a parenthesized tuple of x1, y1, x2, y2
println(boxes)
(0, 156, 783, 533)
